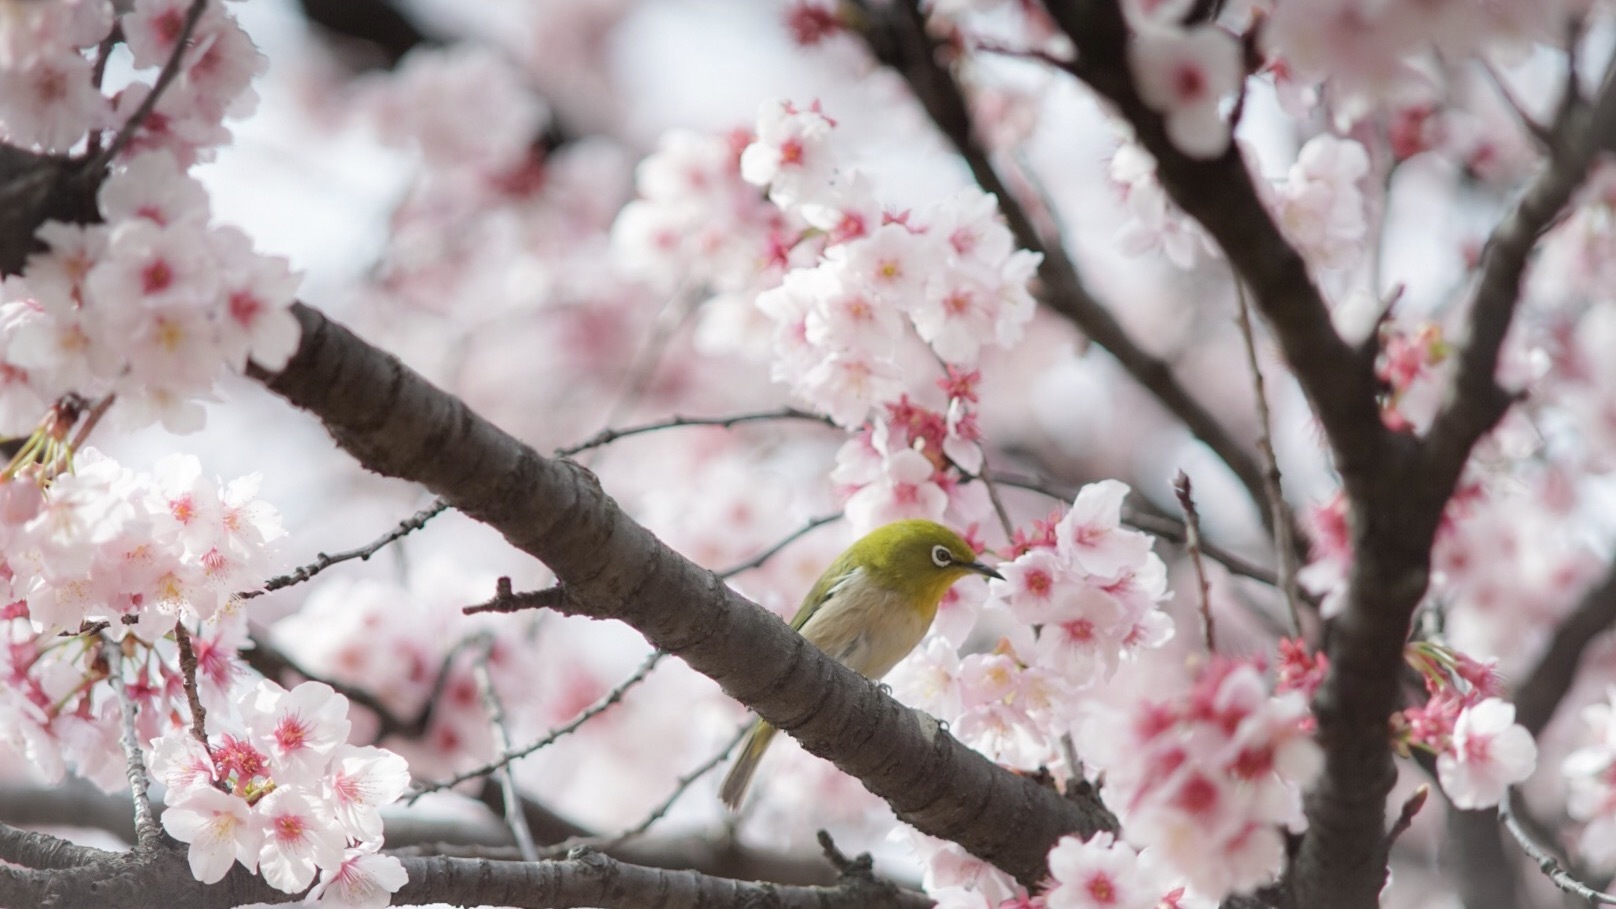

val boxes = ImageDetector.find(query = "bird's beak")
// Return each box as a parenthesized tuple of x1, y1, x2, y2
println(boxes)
(966, 560, 1004, 581)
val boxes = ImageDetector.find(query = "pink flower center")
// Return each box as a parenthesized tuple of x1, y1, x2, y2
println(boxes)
(1087, 873, 1118, 905)
(142, 260, 175, 295)
(1174, 774, 1219, 816)
(229, 290, 263, 326)
(274, 714, 312, 752)
(1060, 618, 1095, 643)
(1173, 63, 1208, 103)
(273, 813, 307, 844)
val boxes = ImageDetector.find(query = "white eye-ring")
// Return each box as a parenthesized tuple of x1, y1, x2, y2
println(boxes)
(931, 544, 953, 568)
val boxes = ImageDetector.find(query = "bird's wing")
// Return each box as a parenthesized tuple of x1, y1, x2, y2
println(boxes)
(787, 555, 862, 633)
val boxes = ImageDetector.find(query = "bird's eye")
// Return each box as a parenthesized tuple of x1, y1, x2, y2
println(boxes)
(931, 544, 953, 568)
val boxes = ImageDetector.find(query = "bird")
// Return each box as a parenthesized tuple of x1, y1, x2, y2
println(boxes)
(718, 518, 1002, 810)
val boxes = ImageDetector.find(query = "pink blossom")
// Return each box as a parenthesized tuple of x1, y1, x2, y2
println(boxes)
(250, 680, 353, 783)
(844, 445, 948, 533)
(362, 45, 547, 170)
(1128, 24, 1242, 159)
(887, 636, 964, 720)
(0, 49, 109, 152)
(914, 268, 1001, 365)
(307, 844, 409, 909)
(325, 745, 411, 841)
(1109, 142, 1215, 267)
(1564, 690, 1616, 869)
(1274, 136, 1371, 271)
(993, 547, 1069, 625)
(740, 99, 839, 207)
(836, 222, 931, 306)
(1044, 832, 1160, 909)
(1056, 481, 1153, 581)
(255, 788, 348, 892)
(160, 786, 262, 884)
(98, 151, 210, 227)
(1436, 698, 1536, 810)
(149, 729, 216, 794)
(799, 347, 906, 429)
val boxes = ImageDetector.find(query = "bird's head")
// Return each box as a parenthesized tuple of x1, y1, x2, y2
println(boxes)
(850, 519, 1004, 606)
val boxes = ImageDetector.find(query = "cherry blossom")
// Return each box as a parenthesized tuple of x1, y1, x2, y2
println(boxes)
(741, 99, 840, 207)
(1564, 690, 1616, 870)
(1435, 698, 1536, 810)
(160, 786, 263, 884)
(251, 680, 354, 784)
(1081, 660, 1320, 898)
(1273, 135, 1372, 271)
(1043, 832, 1164, 909)
(256, 788, 349, 892)
(1128, 23, 1242, 159)
(326, 745, 411, 841)
(307, 845, 410, 909)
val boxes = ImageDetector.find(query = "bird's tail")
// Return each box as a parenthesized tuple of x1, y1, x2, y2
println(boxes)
(719, 719, 778, 811)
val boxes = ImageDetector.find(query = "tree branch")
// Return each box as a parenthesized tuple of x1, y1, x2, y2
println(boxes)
(1423, 51, 1616, 489)
(249, 301, 1117, 886)
(1043, 0, 1385, 493)
(1513, 559, 1616, 737)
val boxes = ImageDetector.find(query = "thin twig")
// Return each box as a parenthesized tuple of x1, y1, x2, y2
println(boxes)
(1171, 471, 1216, 653)
(990, 471, 1286, 590)
(1232, 280, 1303, 635)
(1477, 59, 1554, 148)
(1385, 785, 1427, 847)
(172, 621, 210, 752)
(464, 579, 566, 616)
(410, 649, 666, 801)
(255, 411, 827, 603)
(556, 408, 836, 458)
(88, 0, 208, 170)
(468, 514, 843, 616)
(1499, 788, 1616, 904)
(714, 513, 842, 578)
(589, 287, 699, 457)
(972, 455, 1018, 542)
(66, 394, 115, 453)
(542, 721, 753, 858)
(241, 498, 451, 600)
(471, 637, 537, 861)
(106, 644, 161, 852)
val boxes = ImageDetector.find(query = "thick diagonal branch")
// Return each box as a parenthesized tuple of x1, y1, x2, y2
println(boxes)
(250, 302, 1116, 886)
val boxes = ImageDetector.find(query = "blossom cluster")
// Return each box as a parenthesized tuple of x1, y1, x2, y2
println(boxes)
(1080, 659, 1321, 898)
(1564, 688, 1616, 871)
(1, 449, 280, 635)
(831, 381, 990, 535)
(1398, 642, 1536, 810)
(1123, 1, 1242, 159)
(897, 828, 1195, 909)
(742, 100, 1040, 427)
(155, 679, 410, 904)
(1, 150, 301, 434)
(0, 0, 266, 161)
(889, 481, 1174, 772)
(0, 0, 297, 435)
(0, 449, 278, 785)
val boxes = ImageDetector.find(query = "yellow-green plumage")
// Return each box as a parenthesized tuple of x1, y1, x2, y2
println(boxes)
(718, 519, 1001, 810)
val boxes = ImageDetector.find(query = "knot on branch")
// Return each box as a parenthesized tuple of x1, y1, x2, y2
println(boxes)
(817, 829, 875, 881)
(463, 578, 567, 615)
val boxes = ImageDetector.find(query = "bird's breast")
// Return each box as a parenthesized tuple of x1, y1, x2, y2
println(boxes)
(797, 578, 934, 680)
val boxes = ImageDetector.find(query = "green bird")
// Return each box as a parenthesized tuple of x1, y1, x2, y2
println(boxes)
(719, 518, 1003, 810)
